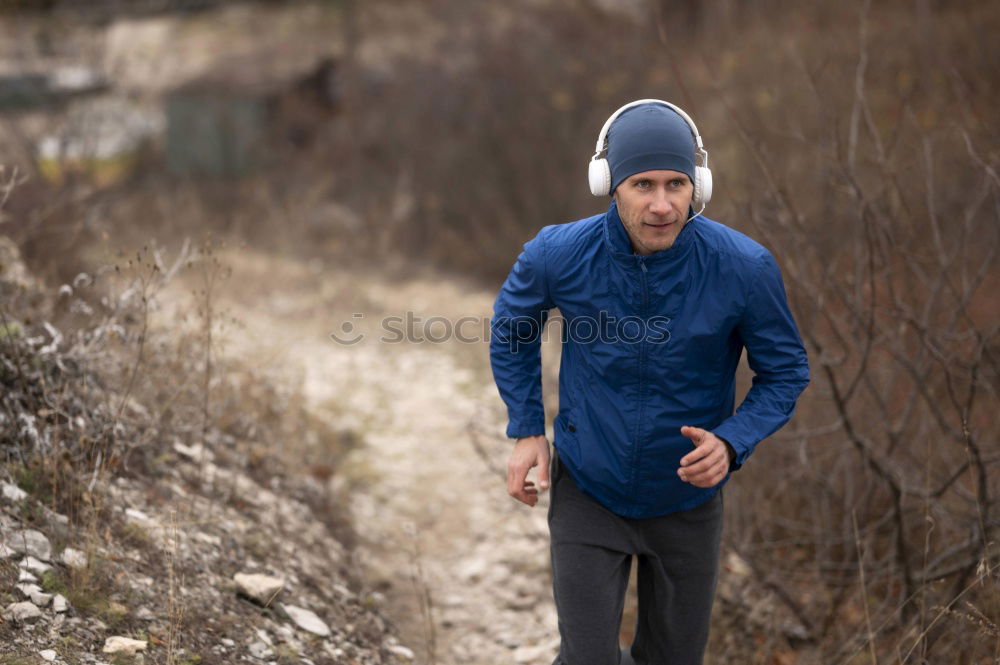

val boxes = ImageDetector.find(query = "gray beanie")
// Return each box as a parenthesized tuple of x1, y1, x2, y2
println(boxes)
(607, 103, 696, 194)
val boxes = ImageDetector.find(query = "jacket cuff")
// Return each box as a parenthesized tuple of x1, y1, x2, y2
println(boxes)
(506, 420, 546, 440)
(711, 425, 748, 472)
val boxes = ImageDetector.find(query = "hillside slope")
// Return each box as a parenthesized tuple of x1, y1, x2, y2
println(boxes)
(1, 238, 408, 665)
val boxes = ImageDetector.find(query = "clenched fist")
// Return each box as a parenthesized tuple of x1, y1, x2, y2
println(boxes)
(678, 426, 735, 488)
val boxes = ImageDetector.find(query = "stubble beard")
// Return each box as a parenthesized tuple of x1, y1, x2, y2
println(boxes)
(626, 213, 686, 255)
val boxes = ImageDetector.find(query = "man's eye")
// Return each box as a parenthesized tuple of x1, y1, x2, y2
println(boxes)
(636, 180, 651, 189)
(670, 179, 684, 187)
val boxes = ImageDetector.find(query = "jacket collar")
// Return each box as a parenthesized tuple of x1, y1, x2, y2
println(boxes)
(603, 199, 698, 261)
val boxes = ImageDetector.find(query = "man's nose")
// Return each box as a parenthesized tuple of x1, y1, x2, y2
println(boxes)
(649, 189, 671, 214)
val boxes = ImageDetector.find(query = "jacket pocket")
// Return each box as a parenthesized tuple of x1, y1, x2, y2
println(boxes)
(555, 411, 580, 463)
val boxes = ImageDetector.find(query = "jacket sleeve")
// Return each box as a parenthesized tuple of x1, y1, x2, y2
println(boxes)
(713, 251, 810, 469)
(490, 231, 554, 439)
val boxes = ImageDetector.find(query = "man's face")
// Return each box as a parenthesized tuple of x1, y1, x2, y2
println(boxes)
(613, 169, 694, 256)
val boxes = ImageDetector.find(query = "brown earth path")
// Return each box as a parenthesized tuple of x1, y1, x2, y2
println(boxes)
(155, 245, 562, 665)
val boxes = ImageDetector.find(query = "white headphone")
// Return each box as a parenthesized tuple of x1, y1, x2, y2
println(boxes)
(587, 98, 714, 211)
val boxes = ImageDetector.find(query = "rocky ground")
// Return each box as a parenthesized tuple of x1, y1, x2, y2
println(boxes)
(1, 450, 406, 665)
(0, 238, 408, 665)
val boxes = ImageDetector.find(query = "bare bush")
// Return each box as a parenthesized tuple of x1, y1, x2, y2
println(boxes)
(366, 1, 998, 662)
(708, 2, 1000, 663)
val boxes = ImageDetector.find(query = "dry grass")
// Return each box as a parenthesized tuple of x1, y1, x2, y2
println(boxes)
(1, 229, 360, 662)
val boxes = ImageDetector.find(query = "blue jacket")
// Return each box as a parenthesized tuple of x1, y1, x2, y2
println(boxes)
(490, 200, 810, 518)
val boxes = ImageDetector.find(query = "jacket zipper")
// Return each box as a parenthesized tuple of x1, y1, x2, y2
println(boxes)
(631, 256, 649, 500)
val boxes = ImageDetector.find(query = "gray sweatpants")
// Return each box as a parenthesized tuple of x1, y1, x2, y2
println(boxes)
(547, 450, 724, 665)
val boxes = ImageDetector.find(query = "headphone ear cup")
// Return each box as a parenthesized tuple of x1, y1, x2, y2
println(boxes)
(695, 166, 713, 206)
(588, 159, 612, 197)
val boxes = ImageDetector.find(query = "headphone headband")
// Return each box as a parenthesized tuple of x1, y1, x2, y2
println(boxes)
(591, 98, 704, 158)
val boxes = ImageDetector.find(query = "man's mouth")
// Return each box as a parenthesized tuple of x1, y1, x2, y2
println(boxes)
(643, 219, 675, 228)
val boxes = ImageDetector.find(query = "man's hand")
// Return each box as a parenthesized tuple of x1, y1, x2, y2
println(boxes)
(507, 435, 551, 507)
(678, 426, 734, 488)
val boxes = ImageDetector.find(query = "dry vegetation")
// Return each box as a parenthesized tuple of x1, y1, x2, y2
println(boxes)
(2, 0, 998, 663)
(1, 230, 350, 524)
(0, 224, 365, 661)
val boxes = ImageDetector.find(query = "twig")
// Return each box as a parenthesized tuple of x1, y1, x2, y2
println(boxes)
(404, 521, 437, 665)
(853, 510, 880, 665)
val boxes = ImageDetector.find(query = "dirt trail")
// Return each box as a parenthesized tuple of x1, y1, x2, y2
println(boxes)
(158, 246, 561, 665)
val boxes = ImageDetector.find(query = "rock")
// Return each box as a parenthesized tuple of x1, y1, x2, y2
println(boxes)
(440, 593, 464, 607)
(254, 628, 273, 646)
(281, 604, 331, 637)
(103, 636, 148, 654)
(220, 638, 235, 647)
(4, 529, 52, 560)
(17, 582, 42, 596)
(132, 574, 154, 587)
(39, 649, 57, 662)
(53, 594, 69, 613)
(233, 572, 284, 605)
(333, 583, 355, 599)
(458, 556, 488, 583)
(60, 547, 88, 569)
(194, 531, 221, 546)
(0, 542, 15, 559)
(3, 601, 42, 623)
(16, 582, 53, 606)
(20, 555, 52, 574)
(125, 508, 150, 522)
(248, 641, 274, 660)
(44, 509, 69, 526)
(27, 588, 53, 607)
(387, 644, 416, 660)
(41, 508, 70, 540)
(174, 441, 213, 462)
(275, 623, 296, 641)
(135, 606, 154, 620)
(18, 569, 37, 582)
(725, 550, 752, 578)
(1, 481, 28, 502)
